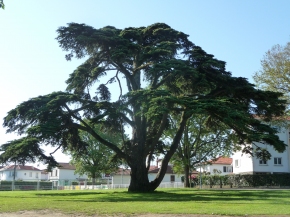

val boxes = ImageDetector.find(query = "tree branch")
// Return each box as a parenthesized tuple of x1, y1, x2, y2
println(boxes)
(63, 104, 129, 161)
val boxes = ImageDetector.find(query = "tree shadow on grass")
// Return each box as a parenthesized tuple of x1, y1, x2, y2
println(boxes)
(34, 189, 290, 204)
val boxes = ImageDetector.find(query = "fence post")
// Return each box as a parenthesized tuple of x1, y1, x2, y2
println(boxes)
(37, 180, 40, 191)
(12, 180, 14, 191)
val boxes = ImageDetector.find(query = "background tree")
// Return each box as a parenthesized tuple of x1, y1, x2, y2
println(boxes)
(68, 125, 123, 185)
(1, 23, 287, 192)
(0, 138, 57, 181)
(164, 114, 237, 187)
(253, 42, 290, 113)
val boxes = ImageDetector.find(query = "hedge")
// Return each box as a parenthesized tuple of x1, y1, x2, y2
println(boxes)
(190, 173, 290, 188)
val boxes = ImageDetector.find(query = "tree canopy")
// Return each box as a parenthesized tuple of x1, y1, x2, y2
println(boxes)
(165, 114, 236, 187)
(0, 137, 57, 166)
(68, 124, 123, 184)
(254, 42, 290, 113)
(1, 23, 287, 192)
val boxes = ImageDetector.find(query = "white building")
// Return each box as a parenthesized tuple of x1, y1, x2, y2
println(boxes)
(198, 157, 233, 175)
(111, 165, 183, 185)
(49, 162, 88, 185)
(111, 168, 131, 185)
(148, 164, 183, 183)
(0, 165, 42, 181)
(232, 127, 290, 174)
(41, 170, 49, 181)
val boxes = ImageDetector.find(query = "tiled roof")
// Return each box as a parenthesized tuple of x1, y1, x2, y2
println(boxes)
(114, 168, 131, 175)
(148, 165, 175, 174)
(57, 162, 76, 170)
(149, 165, 158, 171)
(0, 165, 41, 171)
(209, 157, 232, 165)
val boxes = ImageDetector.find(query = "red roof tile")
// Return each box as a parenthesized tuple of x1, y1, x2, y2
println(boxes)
(113, 168, 131, 175)
(209, 157, 232, 165)
(149, 165, 175, 174)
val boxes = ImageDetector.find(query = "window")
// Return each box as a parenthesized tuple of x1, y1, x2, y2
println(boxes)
(36, 173, 39, 178)
(51, 170, 57, 177)
(9, 171, 17, 177)
(235, 159, 240, 168)
(274, 157, 282, 165)
(259, 160, 267, 165)
(29, 172, 32, 177)
(223, 166, 232, 173)
(170, 175, 175, 182)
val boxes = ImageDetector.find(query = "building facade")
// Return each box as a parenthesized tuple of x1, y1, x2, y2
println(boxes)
(49, 162, 88, 186)
(0, 165, 41, 181)
(232, 127, 290, 174)
(198, 157, 233, 175)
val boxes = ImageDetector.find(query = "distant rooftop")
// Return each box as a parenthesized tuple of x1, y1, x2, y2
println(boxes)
(56, 162, 76, 170)
(209, 157, 232, 165)
(0, 165, 41, 171)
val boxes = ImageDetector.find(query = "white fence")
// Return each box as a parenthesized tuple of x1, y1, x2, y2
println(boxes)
(0, 180, 184, 191)
(56, 181, 184, 190)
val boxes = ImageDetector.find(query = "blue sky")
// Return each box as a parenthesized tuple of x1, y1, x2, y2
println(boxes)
(1, 0, 290, 164)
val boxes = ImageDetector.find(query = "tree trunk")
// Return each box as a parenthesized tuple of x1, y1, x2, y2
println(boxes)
(128, 154, 152, 192)
(92, 174, 96, 185)
(128, 111, 189, 192)
(128, 147, 155, 192)
(184, 164, 190, 188)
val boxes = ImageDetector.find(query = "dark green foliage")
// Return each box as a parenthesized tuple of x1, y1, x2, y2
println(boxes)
(0, 138, 58, 167)
(165, 114, 236, 188)
(0, 181, 52, 191)
(195, 174, 290, 188)
(1, 23, 287, 192)
(227, 174, 290, 187)
(68, 124, 123, 183)
(0, 0, 4, 9)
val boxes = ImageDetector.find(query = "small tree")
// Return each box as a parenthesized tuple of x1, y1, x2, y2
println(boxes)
(165, 114, 236, 187)
(68, 125, 123, 185)
(254, 42, 290, 113)
(0, 138, 58, 182)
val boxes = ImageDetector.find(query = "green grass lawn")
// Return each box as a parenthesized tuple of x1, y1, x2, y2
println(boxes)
(0, 188, 289, 216)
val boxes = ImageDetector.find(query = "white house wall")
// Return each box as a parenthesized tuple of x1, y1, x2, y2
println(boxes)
(232, 127, 290, 174)
(41, 173, 49, 181)
(49, 169, 88, 181)
(209, 164, 232, 175)
(198, 164, 232, 175)
(252, 143, 289, 174)
(148, 173, 183, 182)
(232, 151, 253, 174)
(0, 170, 41, 181)
(112, 175, 131, 185)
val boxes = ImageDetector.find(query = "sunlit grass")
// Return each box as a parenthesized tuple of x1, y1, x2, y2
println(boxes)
(0, 188, 289, 216)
